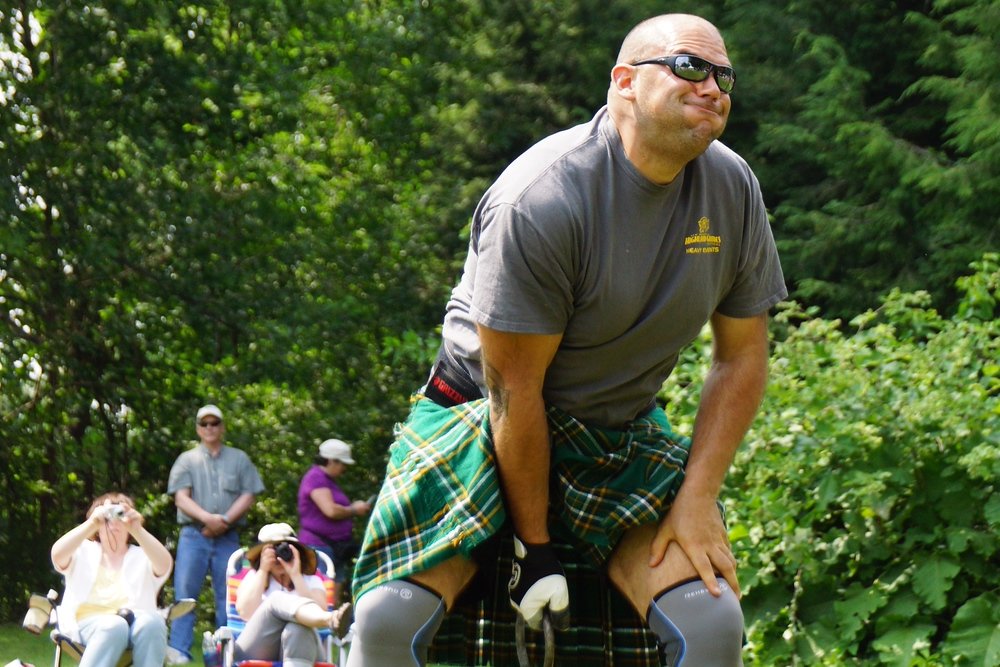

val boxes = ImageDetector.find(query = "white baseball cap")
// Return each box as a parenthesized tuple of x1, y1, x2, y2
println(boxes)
(196, 404, 223, 421)
(318, 438, 355, 464)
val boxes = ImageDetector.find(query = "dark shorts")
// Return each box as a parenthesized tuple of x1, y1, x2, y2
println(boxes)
(308, 544, 352, 585)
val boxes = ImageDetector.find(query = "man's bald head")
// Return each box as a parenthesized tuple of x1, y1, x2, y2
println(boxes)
(616, 14, 726, 65)
(606, 14, 732, 183)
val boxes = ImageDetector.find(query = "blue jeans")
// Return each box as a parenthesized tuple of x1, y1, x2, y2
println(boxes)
(168, 525, 240, 658)
(78, 610, 166, 667)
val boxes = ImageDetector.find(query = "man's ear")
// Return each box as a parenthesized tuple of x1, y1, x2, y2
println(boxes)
(611, 63, 638, 101)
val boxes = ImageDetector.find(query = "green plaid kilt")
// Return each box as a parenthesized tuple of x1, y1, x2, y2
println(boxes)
(353, 393, 692, 665)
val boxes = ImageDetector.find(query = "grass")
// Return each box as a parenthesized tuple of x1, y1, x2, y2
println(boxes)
(0, 623, 207, 666)
(0, 624, 456, 667)
(1, 623, 66, 665)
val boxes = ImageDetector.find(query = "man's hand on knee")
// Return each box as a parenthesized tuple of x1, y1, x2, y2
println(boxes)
(508, 537, 570, 631)
(650, 492, 741, 598)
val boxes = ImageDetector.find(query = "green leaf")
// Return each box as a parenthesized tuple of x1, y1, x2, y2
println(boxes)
(985, 492, 1000, 530)
(912, 556, 961, 611)
(877, 590, 921, 627)
(834, 583, 888, 638)
(942, 593, 1000, 666)
(873, 624, 935, 666)
(728, 523, 750, 543)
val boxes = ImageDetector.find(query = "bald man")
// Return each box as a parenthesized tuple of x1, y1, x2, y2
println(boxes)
(347, 14, 786, 667)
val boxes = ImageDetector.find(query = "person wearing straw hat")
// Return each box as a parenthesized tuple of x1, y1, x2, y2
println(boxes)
(232, 523, 350, 667)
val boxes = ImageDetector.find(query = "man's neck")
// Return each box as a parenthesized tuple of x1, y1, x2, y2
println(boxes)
(608, 110, 684, 185)
(201, 440, 223, 455)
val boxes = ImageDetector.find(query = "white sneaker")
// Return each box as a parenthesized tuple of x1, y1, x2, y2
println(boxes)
(165, 647, 192, 665)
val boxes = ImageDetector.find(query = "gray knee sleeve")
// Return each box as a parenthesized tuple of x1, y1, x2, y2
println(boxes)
(647, 579, 744, 666)
(344, 580, 445, 667)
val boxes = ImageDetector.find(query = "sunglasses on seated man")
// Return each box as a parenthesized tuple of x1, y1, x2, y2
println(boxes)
(630, 53, 736, 94)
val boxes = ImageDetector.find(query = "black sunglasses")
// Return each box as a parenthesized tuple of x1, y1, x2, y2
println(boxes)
(199, 420, 222, 427)
(630, 54, 735, 94)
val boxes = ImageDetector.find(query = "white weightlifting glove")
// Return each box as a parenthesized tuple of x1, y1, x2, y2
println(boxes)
(508, 536, 570, 631)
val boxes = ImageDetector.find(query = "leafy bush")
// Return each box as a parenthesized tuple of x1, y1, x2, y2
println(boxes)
(711, 254, 999, 665)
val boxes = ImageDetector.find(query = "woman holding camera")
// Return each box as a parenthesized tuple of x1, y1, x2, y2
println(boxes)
(233, 523, 350, 667)
(50, 492, 173, 667)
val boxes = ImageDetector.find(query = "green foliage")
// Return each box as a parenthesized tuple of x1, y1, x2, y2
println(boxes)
(737, 0, 999, 320)
(3, 7, 1000, 667)
(0, 0, 710, 618)
(700, 256, 998, 665)
(0, 0, 467, 617)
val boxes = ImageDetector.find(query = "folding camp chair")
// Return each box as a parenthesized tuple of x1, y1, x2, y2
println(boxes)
(23, 588, 195, 667)
(209, 547, 351, 667)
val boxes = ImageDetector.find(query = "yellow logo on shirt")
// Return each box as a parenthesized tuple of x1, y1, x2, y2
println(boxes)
(685, 217, 722, 254)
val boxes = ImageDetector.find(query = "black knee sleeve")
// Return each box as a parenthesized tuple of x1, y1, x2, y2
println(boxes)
(345, 580, 446, 667)
(647, 579, 744, 666)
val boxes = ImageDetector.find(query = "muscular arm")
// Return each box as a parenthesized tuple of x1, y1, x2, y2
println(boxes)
(650, 311, 771, 597)
(477, 325, 562, 544)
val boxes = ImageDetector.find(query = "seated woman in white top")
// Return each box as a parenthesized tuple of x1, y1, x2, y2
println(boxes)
(51, 492, 173, 667)
(234, 523, 351, 667)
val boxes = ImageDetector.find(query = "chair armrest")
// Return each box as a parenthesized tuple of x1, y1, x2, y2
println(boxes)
(23, 592, 56, 635)
(51, 631, 86, 661)
(164, 598, 197, 621)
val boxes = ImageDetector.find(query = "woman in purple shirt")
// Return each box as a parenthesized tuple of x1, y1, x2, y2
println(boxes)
(297, 439, 371, 605)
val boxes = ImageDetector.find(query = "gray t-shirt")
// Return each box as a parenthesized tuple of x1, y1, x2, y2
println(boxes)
(441, 107, 786, 428)
(167, 443, 266, 526)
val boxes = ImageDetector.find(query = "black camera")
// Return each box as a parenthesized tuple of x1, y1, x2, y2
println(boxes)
(274, 542, 295, 562)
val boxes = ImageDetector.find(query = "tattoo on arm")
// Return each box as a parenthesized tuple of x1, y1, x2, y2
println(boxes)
(484, 362, 510, 419)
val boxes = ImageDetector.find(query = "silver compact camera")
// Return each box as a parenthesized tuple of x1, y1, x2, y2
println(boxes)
(103, 504, 127, 521)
